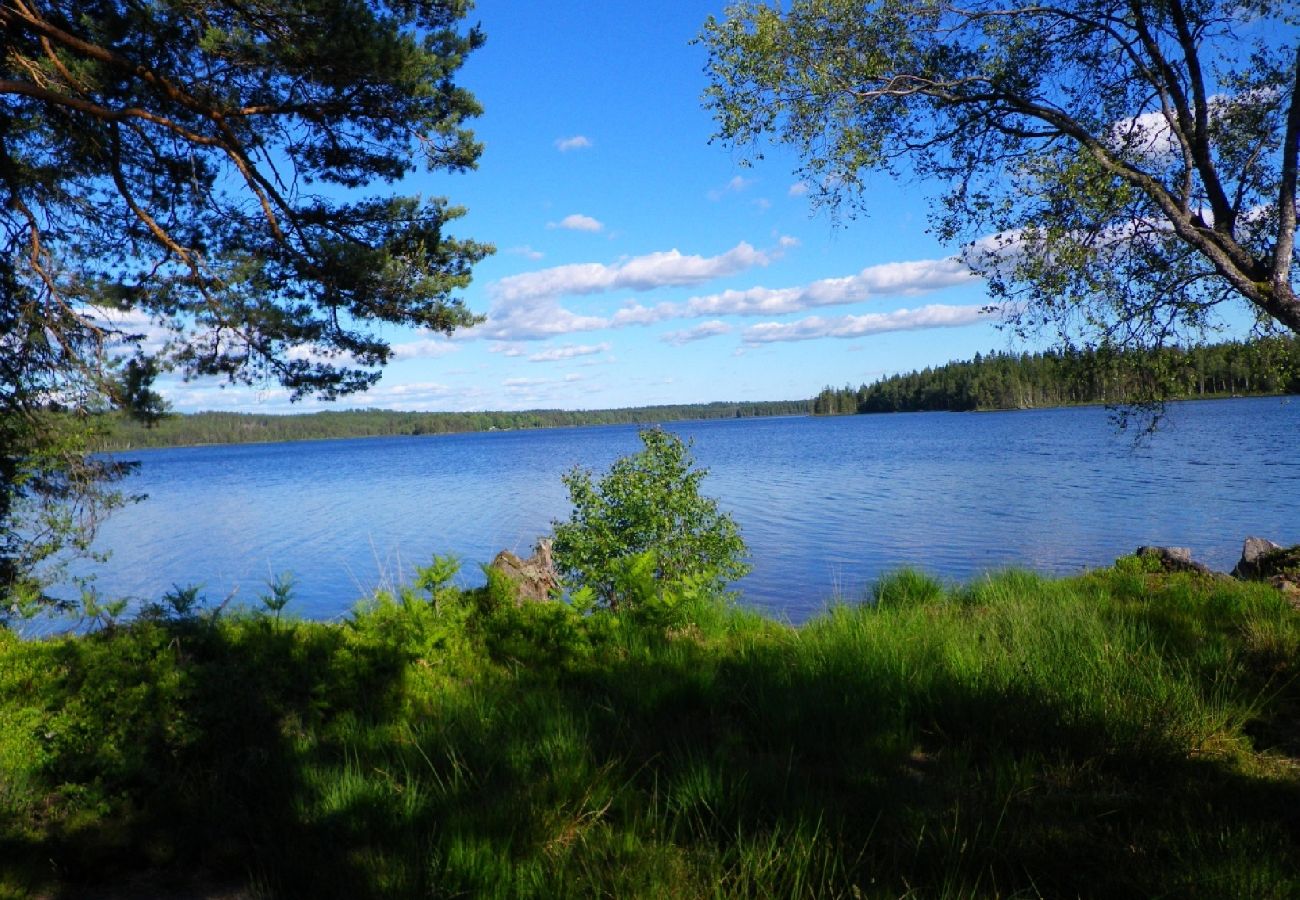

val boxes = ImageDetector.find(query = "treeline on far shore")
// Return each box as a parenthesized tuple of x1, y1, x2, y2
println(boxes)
(96, 399, 811, 450)
(813, 336, 1300, 415)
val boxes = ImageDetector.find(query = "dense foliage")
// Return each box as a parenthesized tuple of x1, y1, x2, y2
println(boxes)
(2, 561, 1298, 898)
(813, 337, 1300, 415)
(701, 0, 1300, 344)
(1, 0, 489, 605)
(552, 429, 750, 612)
(0, 416, 141, 623)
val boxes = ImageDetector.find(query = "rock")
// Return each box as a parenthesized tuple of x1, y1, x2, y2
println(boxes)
(1130, 539, 1300, 603)
(1231, 536, 1284, 580)
(488, 538, 560, 603)
(1134, 545, 1215, 576)
(1228, 538, 1300, 605)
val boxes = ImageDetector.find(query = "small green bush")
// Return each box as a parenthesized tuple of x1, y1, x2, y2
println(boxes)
(348, 554, 477, 666)
(551, 428, 749, 611)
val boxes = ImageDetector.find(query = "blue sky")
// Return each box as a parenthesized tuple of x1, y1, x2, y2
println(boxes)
(165, 0, 1024, 413)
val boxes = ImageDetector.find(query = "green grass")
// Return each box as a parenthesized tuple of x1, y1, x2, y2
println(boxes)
(2, 562, 1299, 898)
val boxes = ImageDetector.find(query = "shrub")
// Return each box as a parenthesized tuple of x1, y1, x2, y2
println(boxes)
(551, 428, 749, 611)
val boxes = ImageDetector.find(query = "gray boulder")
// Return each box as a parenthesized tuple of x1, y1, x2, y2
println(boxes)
(1134, 545, 1215, 576)
(1231, 536, 1284, 580)
(1230, 537, 1300, 605)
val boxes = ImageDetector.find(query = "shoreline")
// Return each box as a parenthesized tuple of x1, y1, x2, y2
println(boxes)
(94, 404, 811, 453)
(99, 392, 1298, 453)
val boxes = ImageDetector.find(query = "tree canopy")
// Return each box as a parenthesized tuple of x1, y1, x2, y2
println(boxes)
(701, 0, 1300, 349)
(812, 337, 1300, 414)
(1, 0, 490, 609)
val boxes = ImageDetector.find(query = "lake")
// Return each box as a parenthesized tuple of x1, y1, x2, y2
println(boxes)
(82, 396, 1299, 623)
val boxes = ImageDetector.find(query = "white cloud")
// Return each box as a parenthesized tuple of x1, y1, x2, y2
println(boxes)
(548, 213, 604, 232)
(612, 256, 976, 325)
(609, 302, 678, 326)
(285, 344, 353, 365)
(159, 372, 484, 413)
(470, 246, 985, 343)
(391, 337, 457, 360)
(81, 305, 175, 355)
(528, 342, 611, 362)
(1107, 90, 1280, 162)
(614, 244, 768, 289)
(555, 135, 592, 152)
(489, 342, 527, 357)
(788, 181, 810, 197)
(742, 303, 1004, 344)
(1107, 109, 1180, 159)
(708, 175, 754, 201)
(507, 245, 545, 260)
(661, 320, 733, 346)
(284, 334, 455, 365)
(490, 241, 772, 305)
(498, 374, 593, 408)
(160, 383, 293, 412)
(369, 380, 455, 400)
(474, 299, 609, 341)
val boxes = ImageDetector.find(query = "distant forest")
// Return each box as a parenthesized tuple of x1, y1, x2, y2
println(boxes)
(813, 337, 1300, 415)
(97, 400, 811, 450)
(94, 338, 1300, 450)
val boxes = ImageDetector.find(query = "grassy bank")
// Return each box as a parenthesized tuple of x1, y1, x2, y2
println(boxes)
(3, 560, 1299, 898)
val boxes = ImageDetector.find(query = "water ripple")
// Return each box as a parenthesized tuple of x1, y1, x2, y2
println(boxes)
(83, 397, 1300, 623)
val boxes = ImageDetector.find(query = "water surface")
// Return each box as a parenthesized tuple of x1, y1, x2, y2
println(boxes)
(86, 397, 1299, 622)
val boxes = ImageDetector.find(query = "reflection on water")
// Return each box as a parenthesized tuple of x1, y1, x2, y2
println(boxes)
(85, 396, 1299, 623)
